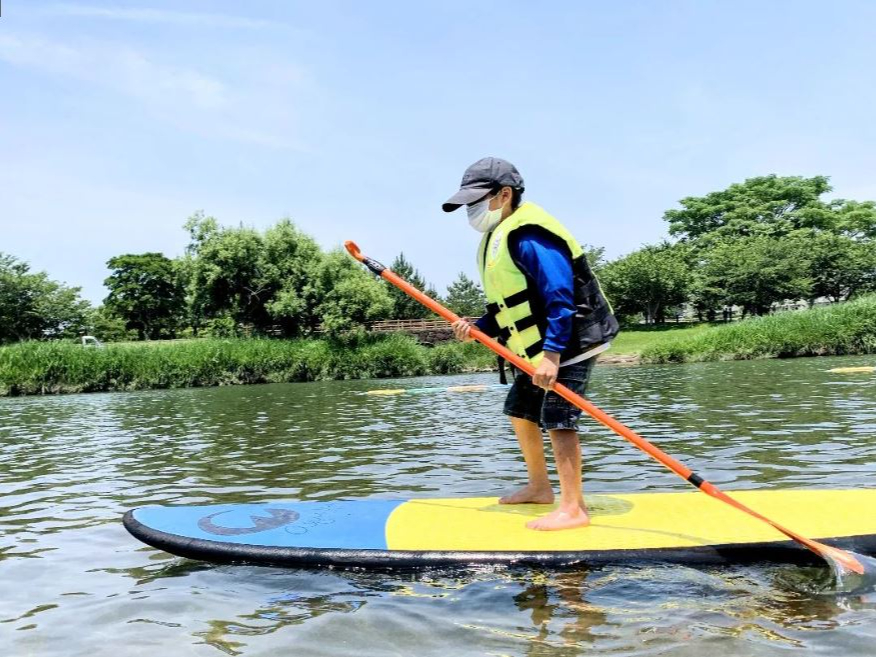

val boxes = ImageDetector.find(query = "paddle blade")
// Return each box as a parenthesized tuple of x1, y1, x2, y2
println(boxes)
(344, 241, 363, 261)
(814, 542, 866, 575)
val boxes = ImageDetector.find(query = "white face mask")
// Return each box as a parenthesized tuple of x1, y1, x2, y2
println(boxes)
(467, 196, 503, 233)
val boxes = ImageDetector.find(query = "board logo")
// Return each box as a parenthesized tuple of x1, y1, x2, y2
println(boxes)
(198, 508, 300, 536)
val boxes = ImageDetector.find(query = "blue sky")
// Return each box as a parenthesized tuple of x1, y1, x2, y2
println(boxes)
(1, 1, 874, 303)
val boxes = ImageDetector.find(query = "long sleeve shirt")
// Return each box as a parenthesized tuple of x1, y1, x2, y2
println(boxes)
(475, 227, 576, 354)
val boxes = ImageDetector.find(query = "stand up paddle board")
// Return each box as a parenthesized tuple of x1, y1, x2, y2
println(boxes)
(124, 488, 875, 569)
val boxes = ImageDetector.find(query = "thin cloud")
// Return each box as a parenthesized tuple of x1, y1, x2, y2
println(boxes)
(44, 4, 283, 30)
(0, 32, 307, 149)
(0, 33, 227, 111)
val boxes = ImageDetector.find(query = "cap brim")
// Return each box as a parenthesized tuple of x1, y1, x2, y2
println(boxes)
(442, 185, 492, 213)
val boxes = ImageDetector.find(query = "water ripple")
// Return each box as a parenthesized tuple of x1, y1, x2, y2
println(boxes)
(0, 355, 874, 656)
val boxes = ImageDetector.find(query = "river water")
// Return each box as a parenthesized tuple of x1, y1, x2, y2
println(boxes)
(1, 355, 874, 656)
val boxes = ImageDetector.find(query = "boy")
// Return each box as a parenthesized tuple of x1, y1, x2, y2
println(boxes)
(443, 157, 618, 530)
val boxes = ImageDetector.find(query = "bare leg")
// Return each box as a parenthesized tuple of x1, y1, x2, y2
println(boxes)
(499, 417, 555, 504)
(526, 429, 590, 530)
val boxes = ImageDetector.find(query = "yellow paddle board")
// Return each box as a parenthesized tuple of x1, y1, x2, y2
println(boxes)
(125, 488, 875, 569)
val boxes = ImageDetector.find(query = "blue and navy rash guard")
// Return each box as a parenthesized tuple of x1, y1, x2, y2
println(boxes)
(475, 227, 576, 354)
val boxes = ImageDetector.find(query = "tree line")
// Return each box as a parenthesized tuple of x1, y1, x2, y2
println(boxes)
(598, 175, 874, 322)
(0, 212, 486, 343)
(0, 174, 873, 344)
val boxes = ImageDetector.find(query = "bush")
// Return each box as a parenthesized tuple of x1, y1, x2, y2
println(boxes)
(426, 341, 496, 374)
(641, 294, 876, 363)
(0, 333, 496, 396)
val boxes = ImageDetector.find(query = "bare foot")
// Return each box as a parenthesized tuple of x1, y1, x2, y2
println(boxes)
(499, 484, 555, 505)
(526, 506, 591, 531)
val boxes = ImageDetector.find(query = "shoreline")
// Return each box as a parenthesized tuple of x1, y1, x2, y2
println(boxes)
(2, 350, 874, 398)
(0, 295, 872, 397)
(596, 353, 642, 366)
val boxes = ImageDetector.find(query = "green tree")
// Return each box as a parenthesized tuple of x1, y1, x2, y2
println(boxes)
(261, 219, 324, 335)
(182, 213, 268, 330)
(581, 244, 608, 275)
(600, 243, 691, 323)
(664, 175, 836, 242)
(104, 253, 184, 340)
(698, 234, 812, 316)
(181, 213, 325, 336)
(829, 199, 876, 240)
(313, 250, 393, 336)
(444, 273, 486, 318)
(85, 305, 136, 342)
(387, 253, 437, 319)
(0, 253, 90, 343)
(665, 175, 877, 245)
(174, 252, 202, 335)
(804, 232, 876, 303)
(661, 175, 875, 314)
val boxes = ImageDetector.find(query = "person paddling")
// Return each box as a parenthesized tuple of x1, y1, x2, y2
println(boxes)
(443, 157, 619, 531)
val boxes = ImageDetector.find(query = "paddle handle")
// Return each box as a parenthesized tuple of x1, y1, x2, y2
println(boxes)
(345, 241, 864, 574)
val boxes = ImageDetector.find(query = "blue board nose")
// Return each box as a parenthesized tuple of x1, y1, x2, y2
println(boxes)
(131, 500, 404, 549)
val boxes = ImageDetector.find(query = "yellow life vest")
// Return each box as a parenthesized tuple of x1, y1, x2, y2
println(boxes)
(477, 202, 617, 366)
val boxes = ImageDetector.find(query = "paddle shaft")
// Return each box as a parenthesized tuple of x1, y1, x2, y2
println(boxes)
(345, 241, 864, 574)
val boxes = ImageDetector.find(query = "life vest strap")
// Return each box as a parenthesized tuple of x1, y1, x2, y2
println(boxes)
(503, 289, 529, 308)
(513, 315, 538, 332)
(524, 342, 544, 359)
(497, 355, 508, 385)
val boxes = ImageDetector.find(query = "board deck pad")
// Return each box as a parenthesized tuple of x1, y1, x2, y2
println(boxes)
(124, 489, 876, 569)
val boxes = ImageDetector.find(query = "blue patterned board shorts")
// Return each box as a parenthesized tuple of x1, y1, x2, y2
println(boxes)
(502, 358, 596, 432)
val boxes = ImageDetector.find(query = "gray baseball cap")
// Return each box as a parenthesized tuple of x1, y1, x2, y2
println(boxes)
(442, 157, 525, 212)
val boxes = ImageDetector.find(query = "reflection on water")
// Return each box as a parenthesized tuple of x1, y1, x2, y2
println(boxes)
(0, 354, 874, 656)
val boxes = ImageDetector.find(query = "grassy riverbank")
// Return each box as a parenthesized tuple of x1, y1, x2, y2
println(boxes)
(640, 294, 876, 363)
(1, 295, 873, 395)
(0, 334, 497, 396)
(609, 322, 713, 356)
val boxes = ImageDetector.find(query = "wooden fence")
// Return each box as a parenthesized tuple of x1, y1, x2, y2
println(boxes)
(366, 318, 476, 333)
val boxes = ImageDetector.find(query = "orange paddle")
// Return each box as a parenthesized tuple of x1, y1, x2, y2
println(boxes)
(346, 240, 865, 575)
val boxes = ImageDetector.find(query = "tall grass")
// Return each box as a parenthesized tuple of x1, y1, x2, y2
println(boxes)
(0, 333, 497, 396)
(641, 294, 876, 364)
(3, 296, 873, 395)
(610, 322, 714, 355)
